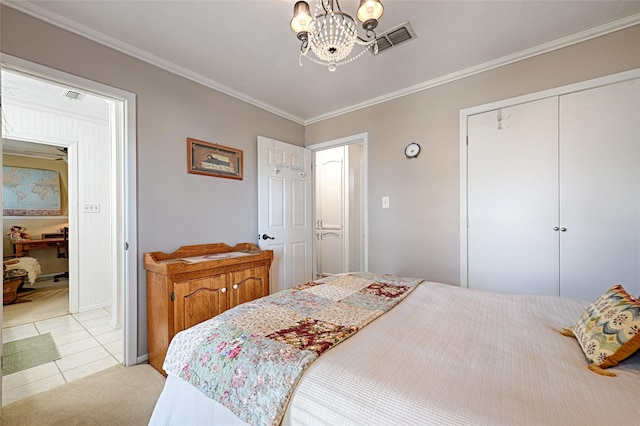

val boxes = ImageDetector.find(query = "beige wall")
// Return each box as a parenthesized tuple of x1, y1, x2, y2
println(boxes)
(1, 6, 305, 357)
(3, 155, 69, 275)
(305, 25, 640, 285)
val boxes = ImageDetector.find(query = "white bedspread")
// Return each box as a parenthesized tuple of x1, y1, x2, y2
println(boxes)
(150, 281, 640, 426)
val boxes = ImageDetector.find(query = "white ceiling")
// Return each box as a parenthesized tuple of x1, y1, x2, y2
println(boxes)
(2, 69, 110, 157)
(5, 1, 640, 124)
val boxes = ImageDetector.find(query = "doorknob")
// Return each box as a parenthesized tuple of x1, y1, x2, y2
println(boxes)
(553, 226, 560, 231)
(560, 227, 567, 232)
(261, 234, 275, 240)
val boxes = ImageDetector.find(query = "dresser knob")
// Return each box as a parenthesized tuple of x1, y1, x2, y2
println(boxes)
(233, 284, 239, 290)
(221, 287, 227, 293)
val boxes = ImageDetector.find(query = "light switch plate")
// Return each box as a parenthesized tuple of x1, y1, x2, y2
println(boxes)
(83, 203, 100, 213)
(382, 196, 390, 209)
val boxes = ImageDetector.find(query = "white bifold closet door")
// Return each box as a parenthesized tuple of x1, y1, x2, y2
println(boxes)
(559, 80, 640, 300)
(467, 97, 560, 296)
(467, 78, 640, 300)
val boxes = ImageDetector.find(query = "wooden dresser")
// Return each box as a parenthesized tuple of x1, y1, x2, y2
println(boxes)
(144, 242, 273, 374)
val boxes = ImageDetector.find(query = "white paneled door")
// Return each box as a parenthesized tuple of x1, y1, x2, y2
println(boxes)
(316, 230, 344, 276)
(315, 146, 348, 277)
(257, 136, 313, 293)
(315, 147, 345, 230)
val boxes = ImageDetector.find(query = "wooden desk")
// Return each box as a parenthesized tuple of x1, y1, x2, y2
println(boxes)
(12, 238, 65, 255)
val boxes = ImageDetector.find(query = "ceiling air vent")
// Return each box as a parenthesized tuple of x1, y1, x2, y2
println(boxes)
(372, 22, 417, 55)
(62, 89, 86, 101)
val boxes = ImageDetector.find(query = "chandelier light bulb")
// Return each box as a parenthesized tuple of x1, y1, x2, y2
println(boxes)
(290, 1, 312, 33)
(292, 0, 383, 71)
(357, 0, 384, 23)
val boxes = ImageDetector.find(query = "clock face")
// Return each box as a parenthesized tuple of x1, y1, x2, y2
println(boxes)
(405, 143, 420, 159)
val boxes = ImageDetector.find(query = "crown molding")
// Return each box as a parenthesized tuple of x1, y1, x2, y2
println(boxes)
(3, 1, 305, 125)
(6, 1, 639, 127)
(304, 13, 640, 125)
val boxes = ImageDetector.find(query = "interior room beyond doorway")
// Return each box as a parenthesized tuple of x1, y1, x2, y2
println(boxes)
(313, 138, 366, 278)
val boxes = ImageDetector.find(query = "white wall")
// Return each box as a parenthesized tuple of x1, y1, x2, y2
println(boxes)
(347, 143, 364, 272)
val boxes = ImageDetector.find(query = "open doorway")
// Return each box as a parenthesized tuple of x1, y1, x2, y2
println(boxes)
(309, 133, 368, 278)
(1, 57, 138, 405)
(3, 139, 71, 326)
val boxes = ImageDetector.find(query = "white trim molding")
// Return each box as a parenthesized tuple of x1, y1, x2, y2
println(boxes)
(5, 1, 640, 126)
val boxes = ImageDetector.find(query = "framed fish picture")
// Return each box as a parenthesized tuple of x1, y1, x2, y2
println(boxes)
(187, 138, 243, 180)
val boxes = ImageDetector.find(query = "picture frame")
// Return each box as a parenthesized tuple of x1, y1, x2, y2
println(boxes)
(3, 166, 62, 216)
(187, 138, 243, 180)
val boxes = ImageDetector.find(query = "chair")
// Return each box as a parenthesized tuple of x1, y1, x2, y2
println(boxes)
(54, 227, 69, 282)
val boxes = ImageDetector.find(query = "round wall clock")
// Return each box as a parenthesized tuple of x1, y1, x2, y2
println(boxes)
(404, 142, 421, 159)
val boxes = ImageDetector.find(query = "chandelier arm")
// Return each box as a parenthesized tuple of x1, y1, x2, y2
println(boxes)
(300, 38, 309, 53)
(292, 0, 383, 71)
(355, 28, 377, 45)
(355, 35, 376, 45)
(320, 0, 330, 14)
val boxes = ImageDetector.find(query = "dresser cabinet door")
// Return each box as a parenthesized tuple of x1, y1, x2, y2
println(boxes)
(173, 274, 229, 330)
(228, 266, 269, 308)
(315, 147, 345, 230)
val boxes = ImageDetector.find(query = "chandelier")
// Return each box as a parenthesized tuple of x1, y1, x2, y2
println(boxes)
(290, 0, 384, 72)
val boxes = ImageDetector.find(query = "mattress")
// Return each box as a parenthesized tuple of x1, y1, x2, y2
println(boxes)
(150, 281, 640, 425)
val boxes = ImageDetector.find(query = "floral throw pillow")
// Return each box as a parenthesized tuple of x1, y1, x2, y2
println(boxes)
(562, 284, 640, 376)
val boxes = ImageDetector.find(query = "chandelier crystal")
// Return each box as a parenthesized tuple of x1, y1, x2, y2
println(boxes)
(290, 0, 384, 72)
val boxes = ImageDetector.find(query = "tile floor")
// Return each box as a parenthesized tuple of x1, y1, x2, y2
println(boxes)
(2, 307, 122, 406)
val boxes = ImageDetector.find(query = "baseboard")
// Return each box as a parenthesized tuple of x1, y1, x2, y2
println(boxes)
(78, 302, 109, 313)
(36, 272, 66, 279)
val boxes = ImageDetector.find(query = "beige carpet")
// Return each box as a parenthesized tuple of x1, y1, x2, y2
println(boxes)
(1, 364, 166, 425)
(3, 285, 69, 328)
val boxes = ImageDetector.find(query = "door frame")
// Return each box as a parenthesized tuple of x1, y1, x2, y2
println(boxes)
(459, 67, 640, 289)
(1, 54, 138, 366)
(307, 132, 369, 276)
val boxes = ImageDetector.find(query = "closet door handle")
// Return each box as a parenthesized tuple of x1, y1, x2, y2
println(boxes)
(221, 287, 227, 293)
(553, 226, 560, 231)
(560, 227, 567, 232)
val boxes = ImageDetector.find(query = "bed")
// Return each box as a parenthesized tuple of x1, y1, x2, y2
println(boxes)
(149, 273, 640, 426)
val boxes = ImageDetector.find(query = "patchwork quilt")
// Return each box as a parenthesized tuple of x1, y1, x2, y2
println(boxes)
(162, 272, 423, 426)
